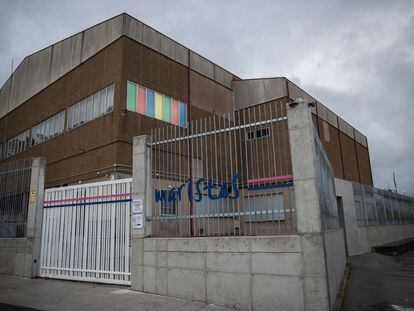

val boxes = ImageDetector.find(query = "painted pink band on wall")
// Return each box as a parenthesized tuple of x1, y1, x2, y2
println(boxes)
(44, 193, 132, 204)
(247, 175, 293, 184)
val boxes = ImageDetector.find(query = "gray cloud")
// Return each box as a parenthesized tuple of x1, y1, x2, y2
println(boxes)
(1, 0, 413, 194)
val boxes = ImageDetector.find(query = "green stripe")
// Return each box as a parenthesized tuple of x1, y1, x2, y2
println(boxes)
(127, 82, 136, 111)
(163, 96, 171, 122)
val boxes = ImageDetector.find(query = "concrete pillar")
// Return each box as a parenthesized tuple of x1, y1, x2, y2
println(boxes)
(287, 101, 330, 310)
(25, 157, 46, 278)
(131, 135, 152, 291)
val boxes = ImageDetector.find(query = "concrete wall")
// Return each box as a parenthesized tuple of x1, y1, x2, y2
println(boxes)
(368, 225, 414, 247)
(335, 178, 414, 255)
(334, 178, 370, 255)
(0, 238, 33, 277)
(232, 78, 287, 110)
(323, 229, 347, 309)
(132, 236, 304, 311)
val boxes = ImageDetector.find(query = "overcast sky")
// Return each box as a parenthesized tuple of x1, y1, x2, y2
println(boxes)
(0, 0, 413, 195)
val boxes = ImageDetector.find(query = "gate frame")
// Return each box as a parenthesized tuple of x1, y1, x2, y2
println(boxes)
(39, 178, 132, 285)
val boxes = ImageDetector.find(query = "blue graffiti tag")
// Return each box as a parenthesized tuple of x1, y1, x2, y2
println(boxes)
(155, 173, 240, 204)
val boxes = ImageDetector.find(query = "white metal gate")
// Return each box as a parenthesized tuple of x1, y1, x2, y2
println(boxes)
(39, 178, 132, 285)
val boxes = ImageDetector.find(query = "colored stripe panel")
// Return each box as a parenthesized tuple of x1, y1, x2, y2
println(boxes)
(163, 96, 171, 122)
(44, 193, 132, 204)
(179, 102, 186, 127)
(127, 82, 136, 111)
(137, 86, 146, 114)
(171, 99, 179, 125)
(247, 182, 294, 191)
(146, 89, 155, 117)
(247, 175, 293, 184)
(155, 93, 163, 120)
(44, 198, 132, 209)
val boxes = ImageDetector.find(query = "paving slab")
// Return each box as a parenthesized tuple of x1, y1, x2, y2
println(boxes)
(0, 274, 233, 311)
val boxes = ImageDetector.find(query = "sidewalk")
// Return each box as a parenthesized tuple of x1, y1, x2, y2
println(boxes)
(344, 249, 414, 310)
(0, 274, 233, 311)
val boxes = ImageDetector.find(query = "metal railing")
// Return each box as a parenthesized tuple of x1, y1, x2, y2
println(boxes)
(150, 100, 295, 237)
(314, 126, 340, 231)
(0, 157, 32, 238)
(353, 182, 414, 227)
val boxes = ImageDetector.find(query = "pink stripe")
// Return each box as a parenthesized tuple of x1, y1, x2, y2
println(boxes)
(44, 192, 131, 204)
(171, 99, 179, 125)
(247, 175, 293, 184)
(137, 86, 146, 114)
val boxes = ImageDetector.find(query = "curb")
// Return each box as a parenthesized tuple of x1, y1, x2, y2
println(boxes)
(333, 263, 351, 311)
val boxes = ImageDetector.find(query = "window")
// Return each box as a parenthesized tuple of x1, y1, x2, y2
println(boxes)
(6, 130, 30, 157)
(159, 190, 178, 216)
(246, 128, 269, 140)
(0, 142, 5, 160)
(67, 84, 114, 130)
(31, 111, 65, 147)
(244, 193, 285, 222)
(127, 81, 187, 127)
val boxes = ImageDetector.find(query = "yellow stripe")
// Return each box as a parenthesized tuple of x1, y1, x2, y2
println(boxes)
(155, 93, 163, 120)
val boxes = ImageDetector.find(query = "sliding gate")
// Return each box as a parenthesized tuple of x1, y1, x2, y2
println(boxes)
(39, 178, 132, 285)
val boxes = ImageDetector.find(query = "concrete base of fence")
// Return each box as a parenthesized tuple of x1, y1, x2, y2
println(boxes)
(131, 235, 306, 311)
(0, 238, 33, 277)
(368, 225, 414, 247)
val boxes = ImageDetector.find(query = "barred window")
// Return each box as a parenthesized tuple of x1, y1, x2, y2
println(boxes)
(67, 84, 114, 130)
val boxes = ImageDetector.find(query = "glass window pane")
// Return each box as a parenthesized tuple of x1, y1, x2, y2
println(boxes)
(67, 107, 73, 129)
(74, 102, 80, 127)
(50, 116, 56, 137)
(45, 118, 51, 140)
(57, 112, 63, 134)
(127, 82, 136, 111)
(106, 84, 114, 112)
(40, 121, 46, 143)
(86, 95, 93, 122)
(99, 89, 106, 116)
(93, 92, 100, 119)
(79, 100, 86, 125)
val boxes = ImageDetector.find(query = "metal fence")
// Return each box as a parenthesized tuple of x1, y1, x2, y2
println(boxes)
(314, 126, 339, 231)
(150, 100, 296, 237)
(0, 157, 32, 238)
(353, 182, 414, 227)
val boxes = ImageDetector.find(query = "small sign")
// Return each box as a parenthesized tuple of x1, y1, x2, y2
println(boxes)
(29, 189, 36, 203)
(131, 199, 143, 214)
(132, 214, 143, 229)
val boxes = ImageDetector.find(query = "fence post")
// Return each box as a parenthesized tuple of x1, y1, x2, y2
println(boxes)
(287, 100, 330, 310)
(131, 135, 152, 291)
(25, 157, 46, 278)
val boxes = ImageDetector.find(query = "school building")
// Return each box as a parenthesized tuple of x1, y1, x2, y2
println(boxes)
(0, 13, 413, 311)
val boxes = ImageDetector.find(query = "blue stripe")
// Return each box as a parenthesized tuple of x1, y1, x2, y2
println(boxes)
(179, 102, 186, 127)
(247, 182, 294, 191)
(44, 198, 132, 209)
(146, 89, 155, 117)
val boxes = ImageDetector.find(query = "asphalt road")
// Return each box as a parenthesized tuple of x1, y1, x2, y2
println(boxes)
(344, 250, 414, 311)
